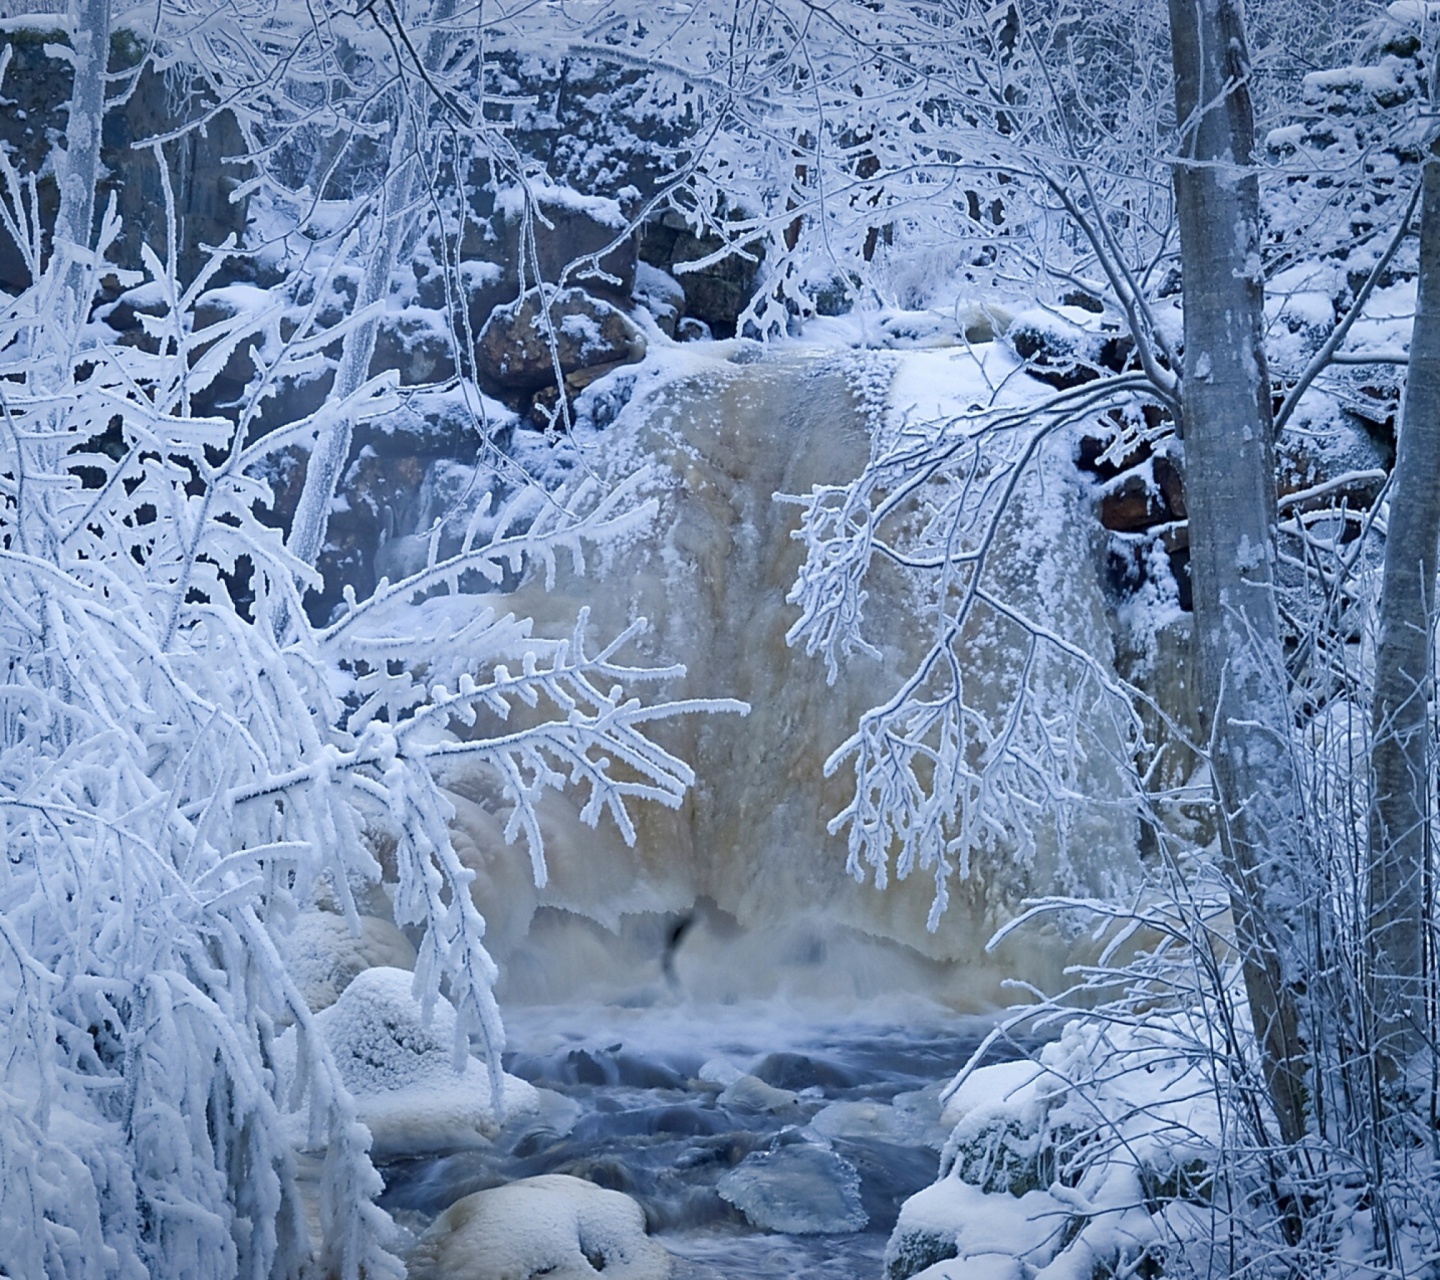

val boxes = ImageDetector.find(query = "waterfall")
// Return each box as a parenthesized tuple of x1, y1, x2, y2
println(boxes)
(444, 343, 1141, 1010)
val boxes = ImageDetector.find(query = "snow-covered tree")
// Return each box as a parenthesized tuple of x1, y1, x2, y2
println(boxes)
(0, 5, 721, 1276)
(729, 0, 1440, 1270)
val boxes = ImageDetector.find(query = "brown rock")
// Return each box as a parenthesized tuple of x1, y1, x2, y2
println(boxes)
(499, 189, 639, 305)
(1153, 452, 1187, 519)
(528, 359, 637, 429)
(477, 287, 646, 391)
(1099, 473, 1160, 532)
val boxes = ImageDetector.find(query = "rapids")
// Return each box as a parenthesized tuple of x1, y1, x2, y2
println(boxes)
(375, 340, 1152, 1275)
(378, 999, 1017, 1278)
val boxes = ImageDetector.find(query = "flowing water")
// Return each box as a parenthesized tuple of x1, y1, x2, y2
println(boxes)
(371, 341, 1146, 1274)
(379, 998, 1017, 1278)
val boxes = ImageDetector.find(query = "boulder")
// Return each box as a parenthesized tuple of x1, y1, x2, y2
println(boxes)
(419, 183, 640, 331)
(634, 262, 685, 337)
(370, 310, 458, 387)
(477, 288, 646, 391)
(405, 1174, 672, 1280)
(496, 185, 639, 306)
(716, 1074, 802, 1116)
(285, 966, 539, 1158)
(638, 213, 761, 338)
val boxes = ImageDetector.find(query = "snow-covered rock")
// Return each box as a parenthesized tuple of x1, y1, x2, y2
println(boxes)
(889, 1017, 1227, 1280)
(476, 287, 646, 390)
(635, 262, 686, 337)
(939, 1059, 1049, 1196)
(716, 1073, 801, 1116)
(405, 1174, 672, 1280)
(717, 1136, 867, 1235)
(496, 182, 639, 306)
(287, 966, 538, 1157)
(884, 1180, 1064, 1280)
(275, 910, 417, 1012)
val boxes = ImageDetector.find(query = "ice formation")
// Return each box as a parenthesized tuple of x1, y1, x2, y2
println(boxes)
(450, 343, 1140, 1010)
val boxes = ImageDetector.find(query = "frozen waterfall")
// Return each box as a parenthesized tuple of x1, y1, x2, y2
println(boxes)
(442, 342, 1141, 1010)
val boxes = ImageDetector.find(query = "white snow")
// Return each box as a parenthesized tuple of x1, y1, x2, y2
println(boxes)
(405, 1174, 672, 1280)
(274, 910, 417, 1013)
(281, 967, 539, 1158)
(496, 181, 630, 230)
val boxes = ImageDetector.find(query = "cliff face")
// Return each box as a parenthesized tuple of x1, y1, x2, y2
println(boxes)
(0, 25, 249, 290)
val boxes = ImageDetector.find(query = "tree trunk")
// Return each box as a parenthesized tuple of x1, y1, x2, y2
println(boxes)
(50, 0, 110, 333)
(284, 126, 415, 571)
(1367, 47, 1440, 1084)
(1167, 0, 1309, 1147)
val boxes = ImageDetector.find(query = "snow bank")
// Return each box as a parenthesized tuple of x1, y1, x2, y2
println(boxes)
(406, 1173, 672, 1280)
(888, 1015, 1228, 1280)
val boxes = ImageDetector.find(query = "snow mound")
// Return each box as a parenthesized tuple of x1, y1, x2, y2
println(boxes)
(405, 1174, 672, 1280)
(717, 1073, 801, 1115)
(294, 966, 538, 1157)
(275, 910, 417, 1012)
(888, 1016, 1227, 1279)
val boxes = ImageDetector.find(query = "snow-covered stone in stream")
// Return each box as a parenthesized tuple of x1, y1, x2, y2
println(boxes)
(939, 1060, 1048, 1196)
(717, 1136, 867, 1234)
(892, 1017, 1228, 1280)
(909, 1255, 1024, 1280)
(289, 966, 538, 1157)
(716, 1073, 801, 1115)
(698, 1057, 744, 1088)
(275, 910, 416, 1012)
(405, 1174, 672, 1280)
(809, 1088, 948, 1149)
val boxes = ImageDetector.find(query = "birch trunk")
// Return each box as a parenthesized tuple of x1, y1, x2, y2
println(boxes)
(1366, 46, 1440, 1083)
(49, 0, 110, 334)
(1167, 0, 1309, 1147)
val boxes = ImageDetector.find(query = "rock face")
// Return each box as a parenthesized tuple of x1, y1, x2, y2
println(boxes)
(477, 287, 647, 391)
(419, 183, 643, 337)
(639, 213, 763, 339)
(497, 186, 639, 306)
(0, 27, 248, 292)
(405, 1174, 672, 1280)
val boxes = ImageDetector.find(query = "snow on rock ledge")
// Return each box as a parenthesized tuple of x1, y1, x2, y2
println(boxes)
(405, 1174, 672, 1280)
(285, 966, 538, 1158)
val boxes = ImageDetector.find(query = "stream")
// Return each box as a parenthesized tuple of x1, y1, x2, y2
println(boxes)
(377, 1000, 1011, 1278)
